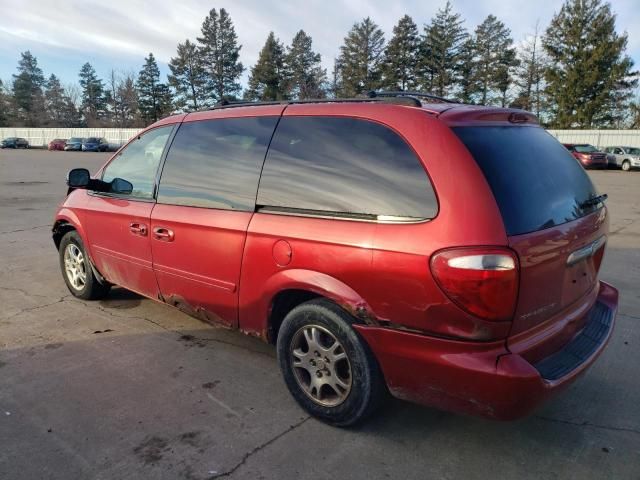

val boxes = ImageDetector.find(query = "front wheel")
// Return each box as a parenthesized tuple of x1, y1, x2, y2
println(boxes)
(622, 160, 631, 172)
(277, 299, 386, 426)
(59, 231, 110, 300)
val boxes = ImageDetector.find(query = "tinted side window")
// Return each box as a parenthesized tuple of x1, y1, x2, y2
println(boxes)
(157, 117, 278, 210)
(257, 116, 437, 219)
(102, 126, 172, 199)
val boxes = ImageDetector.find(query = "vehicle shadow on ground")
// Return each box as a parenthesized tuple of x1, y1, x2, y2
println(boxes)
(99, 287, 143, 310)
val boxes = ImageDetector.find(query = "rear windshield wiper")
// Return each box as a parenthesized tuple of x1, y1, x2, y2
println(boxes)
(580, 193, 608, 209)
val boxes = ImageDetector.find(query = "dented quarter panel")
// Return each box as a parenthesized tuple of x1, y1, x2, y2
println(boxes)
(238, 211, 378, 337)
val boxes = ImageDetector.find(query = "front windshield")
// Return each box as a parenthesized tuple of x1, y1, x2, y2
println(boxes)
(85, 137, 99, 143)
(574, 145, 598, 153)
(69, 137, 82, 142)
(627, 147, 640, 155)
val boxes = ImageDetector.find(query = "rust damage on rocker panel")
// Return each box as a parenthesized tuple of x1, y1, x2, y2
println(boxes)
(164, 294, 229, 328)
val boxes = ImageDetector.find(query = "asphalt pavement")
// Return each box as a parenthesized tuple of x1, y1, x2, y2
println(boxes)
(1, 149, 639, 479)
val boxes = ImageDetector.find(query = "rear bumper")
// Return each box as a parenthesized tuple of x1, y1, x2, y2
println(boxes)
(355, 281, 618, 420)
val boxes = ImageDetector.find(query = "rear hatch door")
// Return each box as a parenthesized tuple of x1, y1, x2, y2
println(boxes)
(453, 125, 607, 336)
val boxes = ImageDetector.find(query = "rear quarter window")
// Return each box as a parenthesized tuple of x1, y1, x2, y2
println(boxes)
(257, 116, 437, 220)
(454, 126, 600, 236)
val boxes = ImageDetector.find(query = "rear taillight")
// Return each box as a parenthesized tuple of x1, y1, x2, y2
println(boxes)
(430, 248, 519, 322)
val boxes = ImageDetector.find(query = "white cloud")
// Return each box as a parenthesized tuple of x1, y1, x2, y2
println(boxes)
(1, 0, 638, 85)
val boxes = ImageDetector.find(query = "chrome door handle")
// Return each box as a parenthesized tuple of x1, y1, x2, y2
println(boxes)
(129, 222, 147, 236)
(153, 227, 175, 242)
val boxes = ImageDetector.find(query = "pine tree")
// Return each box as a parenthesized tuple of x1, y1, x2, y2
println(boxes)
(12, 51, 46, 126)
(79, 62, 107, 126)
(285, 30, 327, 99)
(543, 0, 638, 128)
(0, 80, 13, 126)
(420, 2, 468, 97)
(198, 8, 244, 102)
(169, 39, 207, 111)
(381, 15, 420, 91)
(457, 37, 476, 103)
(44, 74, 70, 126)
(512, 23, 547, 117)
(330, 58, 343, 98)
(495, 47, 518, 107)
(137, 53, 173, 125)
(631, 91, 640, 128)
(469, 15, 518, 105)
(63, 83, 83, 126)
(245, 32, 288, 101)
(337, 17, 385, 96)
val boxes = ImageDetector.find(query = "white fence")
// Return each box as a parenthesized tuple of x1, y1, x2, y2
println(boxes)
(0, 128, 142, 148)
(547, 130, 640, 147)
(1, 127, 639, 149)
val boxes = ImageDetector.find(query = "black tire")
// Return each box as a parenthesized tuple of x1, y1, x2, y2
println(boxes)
(622, 160, 631, 172)
(277, 298, 387, 426)
(59, 230, 110, 300)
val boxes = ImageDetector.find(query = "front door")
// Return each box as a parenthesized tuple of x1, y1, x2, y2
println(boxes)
(150, 114, 281, 327)
(83, 125, 174, 299)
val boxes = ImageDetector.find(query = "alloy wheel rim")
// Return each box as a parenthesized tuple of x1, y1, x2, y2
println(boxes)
(290, 324, 352, 407)
(64, 243, 87, 290)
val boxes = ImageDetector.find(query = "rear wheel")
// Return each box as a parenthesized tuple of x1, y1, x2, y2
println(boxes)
(59, 231, 110, 300)
(622, 160, 631, 171)
(277, 299, 386, 426)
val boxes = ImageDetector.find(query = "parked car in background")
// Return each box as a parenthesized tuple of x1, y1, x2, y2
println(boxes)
(48, 139, 67, 151)
(64, 138, 85, 151)
(1, 137, 29, 149)
(603, 146, 640, 171)
(82, 137, 110, 152)
(53, 96, 618, 426)
(563, 143, 608, 169)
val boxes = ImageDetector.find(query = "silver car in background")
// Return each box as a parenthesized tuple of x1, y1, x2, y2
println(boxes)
(603, 146, 640, 171)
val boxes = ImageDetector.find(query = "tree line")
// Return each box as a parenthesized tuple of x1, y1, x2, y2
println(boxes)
(1, 0, 638, 129)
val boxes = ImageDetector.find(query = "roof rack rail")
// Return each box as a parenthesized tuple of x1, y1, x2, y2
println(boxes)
(367, 90, 458, 104)
(207, 91, 455, 111)
(209, 97, 420, 110)
(211, 99, 285, 109)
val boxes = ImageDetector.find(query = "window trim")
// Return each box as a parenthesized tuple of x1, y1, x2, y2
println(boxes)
(94, 124, 177, 202)
(255, 205, 429, 224)
(255, 114, 439, 223)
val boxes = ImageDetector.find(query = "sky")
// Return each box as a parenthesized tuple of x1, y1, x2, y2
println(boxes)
(1, 0, 639, 89)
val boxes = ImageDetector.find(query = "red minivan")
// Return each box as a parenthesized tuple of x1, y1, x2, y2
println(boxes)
(563, 143, 608, 169)
(53, 93, 618, 426)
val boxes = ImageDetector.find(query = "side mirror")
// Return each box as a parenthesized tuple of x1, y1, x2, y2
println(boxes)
(111, 178, 133, 195)
(67, 168, 90, 188)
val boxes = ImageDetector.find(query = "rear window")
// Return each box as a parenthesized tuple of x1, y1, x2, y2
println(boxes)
(257, 116, 437, 220)
(454, 126, 600, 236)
